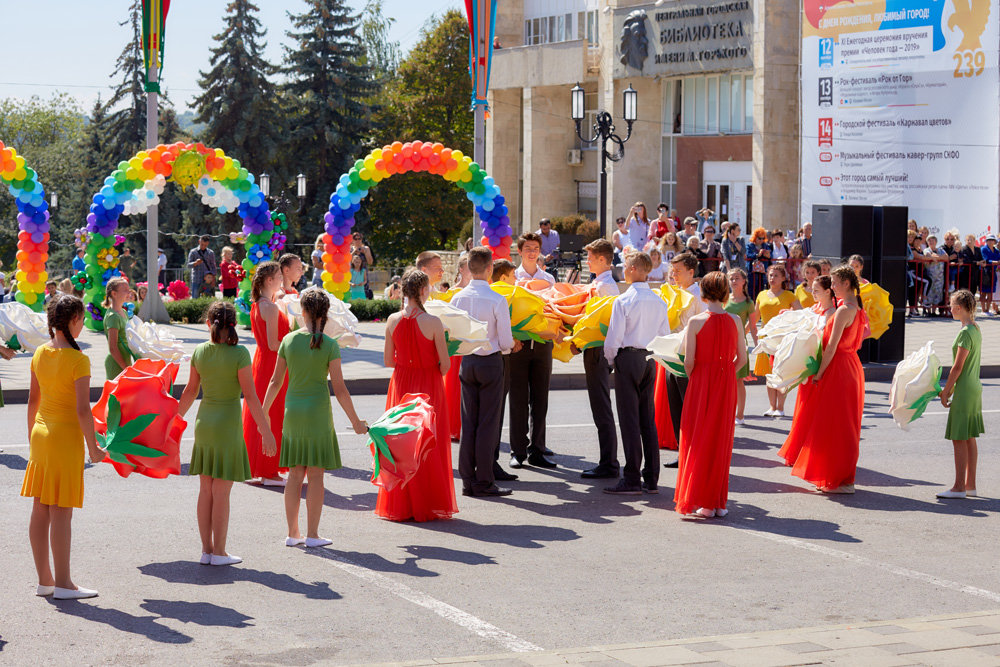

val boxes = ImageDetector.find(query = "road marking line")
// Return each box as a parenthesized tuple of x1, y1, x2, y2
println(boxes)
(317, 552, 542, 652)
(735, 525, 1000, 602)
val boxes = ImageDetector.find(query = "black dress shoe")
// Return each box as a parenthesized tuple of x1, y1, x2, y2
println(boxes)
(493, 466, 519, 482)
(542, 447, 555, 456)
(663, 459, 679, 468)
(603, 480, 642, 495)
(581, 466, 619, 479)
(642, 481, 659, 494)
(473, 485, 512, 497)
(527, 453, 557, 468)
(461, 488, 474, 497)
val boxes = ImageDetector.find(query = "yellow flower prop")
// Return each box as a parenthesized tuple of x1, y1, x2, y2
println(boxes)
(96, 247, 120, 270)
(429, 287, 462, 303)
(552, 339, 576, 363)
(568, 295, 617, 351)
(860, 281, 892, 340)
(657, 284, 694, 331)
(491, 282, 549, 341)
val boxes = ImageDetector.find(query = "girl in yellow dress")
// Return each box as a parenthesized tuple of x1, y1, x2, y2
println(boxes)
(20, 294, 107, 600)
(754, 264, 801, 417)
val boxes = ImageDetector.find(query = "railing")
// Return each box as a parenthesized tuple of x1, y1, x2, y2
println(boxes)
(907, 257, 998, 315)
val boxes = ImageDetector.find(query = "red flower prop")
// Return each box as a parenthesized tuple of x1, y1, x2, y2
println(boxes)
(92, 359, 186, 479)
(367, 393, 436, 492)
(167, 279, 189, 301)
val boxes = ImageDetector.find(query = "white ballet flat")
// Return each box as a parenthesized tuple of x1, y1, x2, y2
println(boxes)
(735, 418, 745, 426)
(285, 537, 306, 547)
(763, 409, 776, 417)
(776, 410, 787, 418)
(210, 554, 243, 566)
(36, 585, 55, 597)
(715, 508, 729, 517)
(936, 489, 966, 499)
(966, 489, 977, 497)
(261, 477, 287, 487)
(821, 484, 855, 494)
(694, 508, 716, 518)
(53, 586, 98, 600)
(199, 553, 211, 565)
(305, 537, 332, 548)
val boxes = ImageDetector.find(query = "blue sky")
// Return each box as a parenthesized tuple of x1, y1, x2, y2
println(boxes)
(0, 0, 462, 112)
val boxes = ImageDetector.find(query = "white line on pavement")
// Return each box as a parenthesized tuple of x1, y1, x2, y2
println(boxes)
(736, 526, 1000, 603)
(317, 552, 543, 652)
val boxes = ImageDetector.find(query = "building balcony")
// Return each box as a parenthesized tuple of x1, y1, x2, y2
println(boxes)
(491, 39, 595, 90)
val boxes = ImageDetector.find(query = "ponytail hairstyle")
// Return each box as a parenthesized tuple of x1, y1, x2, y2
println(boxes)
(400, 268, 429, 314)
(102, 277, 129, 309)
(831, 264, 863, 309)
(251, 260, 280, 303)
(299, 287, 330, 349)
(727, 267, 750, 302)
(206, 300, 239, 345)
(46, 293, 84, 351)
(951, 288, 976, 317)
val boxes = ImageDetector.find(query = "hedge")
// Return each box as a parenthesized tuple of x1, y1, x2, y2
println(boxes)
(347, 298, 401, 321)
(164, 296, 227, 323)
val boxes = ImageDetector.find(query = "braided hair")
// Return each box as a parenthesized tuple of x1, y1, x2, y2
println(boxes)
(831, 264, 863, 309)
(300, 287, 330, 349)
(251, 260, 280, 303)
(206, 300, 239, 345)
(46, 293, 84, 351)
(400, 268, 429, 313)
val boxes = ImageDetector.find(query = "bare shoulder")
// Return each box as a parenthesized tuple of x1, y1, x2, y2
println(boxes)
(418, 310, 443, 331)
(728, 311, 743, 330)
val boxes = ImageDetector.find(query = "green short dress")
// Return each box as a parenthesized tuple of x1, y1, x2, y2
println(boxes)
(945, 324, 984, 441)
(188, 342, 253, 481)
(104, 310, 138, 379)
(724, 298, 754, 379)
(278, 329, 342, 469)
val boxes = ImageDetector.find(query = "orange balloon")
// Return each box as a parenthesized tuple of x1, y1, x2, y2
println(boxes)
(432, 142, 444, 154)
(391, 141, 403, 152)
(322, 253, 333, 263)
(16, 251, 27, 262)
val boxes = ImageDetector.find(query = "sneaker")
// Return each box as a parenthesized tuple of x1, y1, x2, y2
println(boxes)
(641, 481, 659, 494)
(603, 480, 642, 495)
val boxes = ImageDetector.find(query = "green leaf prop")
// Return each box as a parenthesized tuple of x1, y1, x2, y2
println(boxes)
(96, 395, 164, 468)
(5, 334, 20, 351)
(906, 365, 943, 423)
(366, 400, 421, 480)
(664, 353, 687, 378)
(444, 331, 461, 357)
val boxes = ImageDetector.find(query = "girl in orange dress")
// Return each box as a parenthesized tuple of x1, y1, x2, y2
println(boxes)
(674, 272, 747, 518)
(778, 275, 836, 467)
(377, 269, 458, 522)
(443, 256, 471, 441)
(242, 261, 289, 485)
(789, 265, 868, 494)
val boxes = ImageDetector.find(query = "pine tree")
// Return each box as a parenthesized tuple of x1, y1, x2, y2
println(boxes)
(283, 0, 376, 236)
(192, 0, 284, 175)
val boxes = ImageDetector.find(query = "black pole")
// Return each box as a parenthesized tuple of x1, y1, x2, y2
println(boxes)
(599, 142, 608, 240)
(574, 109, 633, 242)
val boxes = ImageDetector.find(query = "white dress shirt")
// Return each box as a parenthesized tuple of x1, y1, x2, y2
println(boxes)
(677, 281, 708, 330)
(451, 280, 514, 356)
(591, 270, 620, 298)
(604, 282, 671, 365)
(515, 264, 556, 285)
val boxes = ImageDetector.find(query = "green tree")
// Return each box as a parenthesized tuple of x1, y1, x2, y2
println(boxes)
(364, 10, 474, 263)
(192, 0, 284, 176)
(282, 0, 376, 239)
(104, 0, 148, 163)
(360, 0, 401, 78)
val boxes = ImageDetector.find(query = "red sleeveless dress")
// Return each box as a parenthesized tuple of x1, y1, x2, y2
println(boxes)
(790, 308, 867, 489)
(376, 314, 458, 522)
(778, 304, 830, 466)
(242, 301, 290, 478)
(444, 355, 462, 440)
(674, 312, 739, 515)
(653, 365, 678, 450)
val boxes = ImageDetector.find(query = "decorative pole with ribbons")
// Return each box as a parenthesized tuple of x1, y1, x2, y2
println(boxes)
(464, 0, 497, 231)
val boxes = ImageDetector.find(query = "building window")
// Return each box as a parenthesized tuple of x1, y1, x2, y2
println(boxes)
(578, 10, 599, 46)
(679, 73, 753, 135)
(577, 181, 597, 218)
(524, 12, 576, 45)
(660, 80, 679, 214)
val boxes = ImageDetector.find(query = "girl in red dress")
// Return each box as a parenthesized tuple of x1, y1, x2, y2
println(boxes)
(377, 269, 458, 522)
(674, 272, 746, 518)
(654, 365, 678, 450)
(789, 265, 868, 494)
(443, 256, 471, 442)
(779, 275, 836, 467)
(242, 261, 289, 485)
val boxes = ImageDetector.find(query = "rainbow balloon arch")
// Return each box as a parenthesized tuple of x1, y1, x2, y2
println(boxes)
(0, 141, 50, 311)
(319, 140, 511, 298)
(80, 142, 287, 330)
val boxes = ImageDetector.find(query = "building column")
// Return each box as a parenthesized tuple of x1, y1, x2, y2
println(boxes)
(752, 0, 800, 230)
(487, 87, 523, 237)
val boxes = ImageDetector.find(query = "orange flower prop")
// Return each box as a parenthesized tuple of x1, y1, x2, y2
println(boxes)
(367, 393, 437, 492)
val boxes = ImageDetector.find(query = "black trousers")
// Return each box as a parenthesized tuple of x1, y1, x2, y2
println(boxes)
(584, 346, 618, 470)
(508, 340, 552, 460)
(459, 353, 504, 490)
(665, 373, 688, 441)
(494, 355, 511, 463)
(614, 349, 659, 487)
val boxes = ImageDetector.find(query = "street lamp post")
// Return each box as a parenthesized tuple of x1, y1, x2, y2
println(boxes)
(571, 83, 638, 240)
(296, 173, 307, 214)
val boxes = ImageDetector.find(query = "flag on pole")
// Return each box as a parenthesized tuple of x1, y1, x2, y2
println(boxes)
(463, 0, 497, 109)
(141, 0, 171, 92)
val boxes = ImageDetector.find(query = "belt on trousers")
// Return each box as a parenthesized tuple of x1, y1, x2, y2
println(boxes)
(618, 346, 648, 353)
(472, 351, 501, 357)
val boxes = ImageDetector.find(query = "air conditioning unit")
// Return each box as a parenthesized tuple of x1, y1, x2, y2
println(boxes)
(567, 149, 583, 165)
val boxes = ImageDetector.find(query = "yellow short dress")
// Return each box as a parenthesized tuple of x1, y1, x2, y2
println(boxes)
(754, 289, 798, 376)
(20, 344, 92, 509)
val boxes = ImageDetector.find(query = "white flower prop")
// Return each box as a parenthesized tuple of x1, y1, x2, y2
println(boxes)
(125, 317, 188, 363)
(424, 299, 491, 356)
(766, 327, 822, 393)
(278, 293, 360, 348)
(754, 309, 823, 356)
(648, 332, 686, 377)
(888, 341, 943, 430)
(0, 303, 50, 352)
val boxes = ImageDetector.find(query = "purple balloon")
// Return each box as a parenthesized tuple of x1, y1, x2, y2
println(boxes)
(37, 222, 50, 234)
(325, 222, 338, 235)
(17, 213, 30, 226)
(31, 231, 45, 243)
(87, 213, 98, 225)
(324, 212, 335, 224)
(332, 234, 344, 245)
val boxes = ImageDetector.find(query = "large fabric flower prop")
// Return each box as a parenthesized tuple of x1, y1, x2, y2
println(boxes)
(0, 302, 49, 352)
(649, 332, 686, 377)
(569, 295, 616, 351)
(490, 282, 549, 343)
(366, 393, 436, 492)
(278, 293, 360, 348)
(766, 328, 822, 393)
(860, 281, 892, 340)
(125, 317, 187, 362)
(755, 309, 823, 356)
(657, 284, 695, 332)
(92, 359, 186, 479)
(424, 299, 490, 356)
(888, 341, 942, 430)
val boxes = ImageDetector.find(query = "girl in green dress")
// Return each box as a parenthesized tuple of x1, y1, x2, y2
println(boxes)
(102, 277, 139, 379)
(937, 289, 984, 499)
(725, 269, 758, 425)
(178, 301, 275, 566)
(263, 288, 367, 549)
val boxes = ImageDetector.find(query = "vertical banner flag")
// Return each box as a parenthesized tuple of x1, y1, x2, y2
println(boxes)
(464, 0, 497, 108)
(141, 0, 171, 92)
(800, 0, 999, 241)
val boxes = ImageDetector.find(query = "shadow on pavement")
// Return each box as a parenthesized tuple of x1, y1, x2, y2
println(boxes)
(139, 599, 254, 627)
(823, 487, 998, 517)
(0, 452, 27, 471)
(138, 561, 340, 600)
(727, 501, 862, 543)
(46, 601, 193, 644)
(729, 472, 814, 495)
(417, 518, 580, 549)
(303, 547, 439, 577)
(498, 479, 659, 524)
(854, 467, 937, 488)
(731, 451, 785, 469)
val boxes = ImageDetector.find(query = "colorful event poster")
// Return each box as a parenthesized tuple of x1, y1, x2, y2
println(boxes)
(800, 0, 999, 240)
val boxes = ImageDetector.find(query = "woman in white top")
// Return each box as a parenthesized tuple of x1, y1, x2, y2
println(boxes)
(648, 249, 666, 282)
(769, 229, 789, 263)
